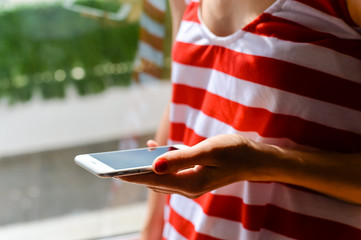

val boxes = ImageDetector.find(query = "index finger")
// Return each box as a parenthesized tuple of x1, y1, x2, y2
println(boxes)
(152, 143, 215, 175)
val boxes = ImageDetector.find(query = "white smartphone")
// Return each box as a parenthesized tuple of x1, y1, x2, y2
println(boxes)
(75, 144, 188, 178)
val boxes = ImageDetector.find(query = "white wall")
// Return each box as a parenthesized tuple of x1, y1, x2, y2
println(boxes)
(0, 82, 171, 158)
(0, 202, 147, 240)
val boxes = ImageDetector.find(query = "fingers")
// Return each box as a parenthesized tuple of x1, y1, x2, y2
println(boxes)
(117, 166, 215, 198)
(113, 135, 249, 198)
(147, 139, 158, 148)
(152, 144, 214, 175)
(119, 168, 198, 186)
(147, 187, 205, 199)
(151, 134, 248, 175)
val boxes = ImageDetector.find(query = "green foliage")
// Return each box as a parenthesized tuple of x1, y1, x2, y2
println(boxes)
(75, 0, 122, 12)
(0, 1, 139, 104)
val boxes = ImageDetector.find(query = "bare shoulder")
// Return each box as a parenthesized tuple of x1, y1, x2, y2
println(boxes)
(347, 0, 361, 27)
(168, 0, 187, 21)
(168, 0, 187, 40)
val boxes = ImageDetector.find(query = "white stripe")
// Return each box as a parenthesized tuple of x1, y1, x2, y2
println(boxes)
(177, 20, 361, 83)
(171, 103, 240, 137)
(168, 109, 361, 229)
(189, 0, 360, 40)
(168, 140, 361, 230)
(169, 195, 293, 239)
(140, 13, 165, 38)
(163, 222, 188, 240)
(163, 204, 188, 239)
(257, 229, 295, 240)
(147, 0, 166, 12)
(138, 42, 164, 67)
(164, 204, 170, 221)
(170, 103, 315, 151)
(268, 0, 361, 40)
(172, 62, 361, 135)
(210, 181, 361, 229)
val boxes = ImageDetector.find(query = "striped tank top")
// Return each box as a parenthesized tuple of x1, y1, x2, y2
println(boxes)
(165, 0, 361, 239)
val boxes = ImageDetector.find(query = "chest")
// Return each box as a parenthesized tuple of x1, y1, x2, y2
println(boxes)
(176, 1, 360, 85)
(200, 0, 276, 36)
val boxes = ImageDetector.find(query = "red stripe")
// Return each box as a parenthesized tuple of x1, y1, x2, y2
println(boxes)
(168, 205, 220, 240)
(182, 2, 361, 59)
(243, 13, 361, 60)
(182, 1, 200, 23)
(172, 41, 361, 112)
(184, 0, 357, 28)
(191, 193, 361, 239)
(170, 106, 356, 196)
(170, 122, 206, 146)
(181, 1, 361, 60)
(293, 0, 357, 26)
(172, 84, 361, 152)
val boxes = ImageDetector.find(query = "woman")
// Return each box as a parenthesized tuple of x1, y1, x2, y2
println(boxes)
(118, 0, 361, 239)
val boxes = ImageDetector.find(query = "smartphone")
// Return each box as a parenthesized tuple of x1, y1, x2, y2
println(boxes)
(75, 144, 188, 178)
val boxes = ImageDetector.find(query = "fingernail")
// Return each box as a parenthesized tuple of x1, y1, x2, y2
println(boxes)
(155, 158, 168, 173)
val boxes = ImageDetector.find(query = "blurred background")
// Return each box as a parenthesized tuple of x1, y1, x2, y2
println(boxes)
(0, 0, 172, 239)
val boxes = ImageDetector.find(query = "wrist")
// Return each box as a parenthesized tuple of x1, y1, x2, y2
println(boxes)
(238, 137, 294, 183)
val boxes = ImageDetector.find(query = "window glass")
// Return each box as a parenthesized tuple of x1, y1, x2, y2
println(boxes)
(0, 0, 171, 238)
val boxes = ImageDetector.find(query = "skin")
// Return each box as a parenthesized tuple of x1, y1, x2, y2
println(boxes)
(347, 0, 361, 27)
(116, 0, 361, 239)
(123, 134, 361, 202)
(139, 106, 170, 240)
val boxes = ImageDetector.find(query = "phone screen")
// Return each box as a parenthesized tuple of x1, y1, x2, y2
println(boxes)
(89, 146, 176, 170)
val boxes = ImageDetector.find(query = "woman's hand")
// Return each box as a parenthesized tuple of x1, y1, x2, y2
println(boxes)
(116, 133, 361, 204)
(117, 134, 269, 198)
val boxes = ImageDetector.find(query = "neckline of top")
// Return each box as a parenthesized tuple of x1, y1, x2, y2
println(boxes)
(196, 0, 285, 44)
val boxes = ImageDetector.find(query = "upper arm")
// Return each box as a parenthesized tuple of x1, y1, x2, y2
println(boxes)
(154, 103, 171, 145)
(347, 0, 361, 27)
(169, 0, 187, 42)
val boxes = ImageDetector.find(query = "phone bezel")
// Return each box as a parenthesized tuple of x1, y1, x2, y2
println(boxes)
(75, 144, 187, 178)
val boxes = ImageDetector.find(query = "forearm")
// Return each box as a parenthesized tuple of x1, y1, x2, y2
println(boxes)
(248, 139, 361, 205)
(141, 192, 167, 240)
(154, 104, 170, 146)
(347, 0, 361, 27)
(141, 105, 170, 239)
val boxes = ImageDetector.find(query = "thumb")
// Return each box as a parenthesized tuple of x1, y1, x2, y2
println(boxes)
(152, 146, 208, 175)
